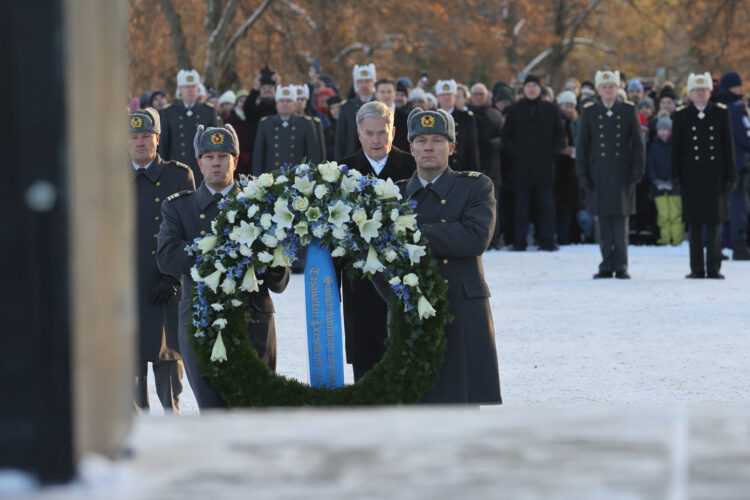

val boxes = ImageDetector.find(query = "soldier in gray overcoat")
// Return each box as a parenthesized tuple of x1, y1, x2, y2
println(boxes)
(158, 69, 219, 183)
(576, 70, 645, 279)
(252, 85, 321, 175)
(157, 124, 290, 409)
(391, 107, 502, 404)
(129, 108, 195, 413)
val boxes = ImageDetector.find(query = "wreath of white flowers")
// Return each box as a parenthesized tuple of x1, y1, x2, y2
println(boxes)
(185, 162, 450, 406)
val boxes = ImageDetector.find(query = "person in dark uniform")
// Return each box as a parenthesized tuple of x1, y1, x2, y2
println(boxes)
(240, 68, 279, 175)
(129, 108, 195, 414)
(157, 124, 290, 409)
(576, 70, 645, 279)
(294, 84, 327, 161)
(334, 63, 375, 160)
(434, 79, 481, 173)
(374, 78, 410, 155)
(158, 69, 219, 183)
(340, 101, 416, 381)
(672, 73, 737, 279)
(252, 85, 322, 176)
(389, 107, 501, 404)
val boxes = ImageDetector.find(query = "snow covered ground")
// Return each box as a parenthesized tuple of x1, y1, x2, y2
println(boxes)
(144, 242, 750, 416)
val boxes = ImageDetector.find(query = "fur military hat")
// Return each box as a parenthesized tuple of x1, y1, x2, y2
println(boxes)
(177, 69, 201, 87)
(193, 124, 240, 157)
(595, 70, 620, 89)
(129, 108, 160, 134)
(353, 63, 376, 83)
(687, 72, 713, 93)
(407, 107, 456, 143)
(295, 84, 310, 100)
(435, 79, 457, 95)
(276, 85, 296, 101)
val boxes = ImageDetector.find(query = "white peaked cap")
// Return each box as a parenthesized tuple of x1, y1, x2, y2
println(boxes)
(687, 72, 713, 93)
(435, 79, 457, 95)
(353, 63, 376, 83)
(595, 70, 620, 89)
(177, 69, 201, 87)
(276, 85, 296, 101)
(295, 84, 310, 100)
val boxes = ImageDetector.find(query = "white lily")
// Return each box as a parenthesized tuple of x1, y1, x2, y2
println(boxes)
(374, 178, 402, 200)
(211, 303, 224, 311)
(393, 214, 418, 233)
(413, 230, 422, 243)
(230, 299, 242, 307)
(214, 262, 227, 273)
(362, 245, 385, 274)
(294, 220, 308, 237)
(190, 266, 203, 283)
(327, 200, 352, 228)
(389, 276, 401, 286)
(272, 246, 291, 267)
(318, 162, 341, 182)
(241, 182, 264, 201)
(305, 206, 322, 222)
(405, 243, 426, 264)
(358, 218, 382, 242)
(229, 220, 262, 247)
(210, 332, 227, 363)
(212, 318, 227, 329)
(272, 203, 294, 229)
(417, 295, 437, 320)
(203, 269, 222, 292)
(247, 205, 260, 219)
(196, 234, 218, 254)
(340, 175, 358, 193)
(293, 176, 316, 195)
(239, 265, 260, 293)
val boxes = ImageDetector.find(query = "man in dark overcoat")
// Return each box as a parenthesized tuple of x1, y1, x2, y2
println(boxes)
(129, 108, 195, 414)
(672, 73, 737, 279)
(252, 85, 321, 176)
(576, 70, 645, 278)
(340, 101, 416, 381)
(158, 69, 219, 183)
(396, 107, 502, 404)
(334, 64, 375, 160)
(501, 74, 565, 251)
(157, 124, 290, 409)
(434, 79, 481, 173)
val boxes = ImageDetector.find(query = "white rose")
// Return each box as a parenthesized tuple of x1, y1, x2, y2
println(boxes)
(312, 224, 328, 238)
(351, 208, 368, 225)
(331, 246, 346, 257)
(314, 184, 329, 199)
(247, 205, 260, 219)
(256, 173, 274, 188)
(388, 276, 401, 286)
(292, 196, 309, 212)
(220, 278, 236, 295)
(257, 251, 274, 263)
(374, 178, 401, 200)
(276, 174, 289, 184)
(261, 233, 278, 248)
(332, 226, 346, 240)
(384, 248, 398, 262)
(413, 230, 422, 243)
(403, 273, 419, 287)
(260, 213, 273, 229)
(274, 227, 287, 240)
(226, 210, 238, 224)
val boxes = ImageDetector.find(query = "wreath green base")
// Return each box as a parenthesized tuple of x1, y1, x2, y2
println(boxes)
(192, 249, 451, 406)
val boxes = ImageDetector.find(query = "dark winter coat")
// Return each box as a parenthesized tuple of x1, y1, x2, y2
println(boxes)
(158, 101, 219, 183)
(339, 147, 416, 368)
(241, 89, 277, 173)
(392, 106, 410, 153)
(575, 100, 645, 216)
(671, 102, 737, 224)
(398, 168, 501, 404)
(448, 108, 481, 173)
(501, 98, 565, 187)
(717, 91, 750, 173)
(469, 103, 503, 185)
(134, 154, 195, 361)
(334, 96, 371, 160)
(647, 136, 673, 182)
(554, 114, 580, 207)
(224, 108, 253, 176)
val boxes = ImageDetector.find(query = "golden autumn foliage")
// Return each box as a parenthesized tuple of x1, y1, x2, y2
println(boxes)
(128, 0, 750, 98)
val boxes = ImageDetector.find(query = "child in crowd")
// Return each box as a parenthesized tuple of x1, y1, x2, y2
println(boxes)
(647, 116, 684, 245)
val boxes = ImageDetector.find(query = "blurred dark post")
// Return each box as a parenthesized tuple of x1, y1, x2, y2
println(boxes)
(0, 0, 132, 484)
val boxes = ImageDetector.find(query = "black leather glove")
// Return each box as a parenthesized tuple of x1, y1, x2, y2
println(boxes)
(150, 275, 180, 305)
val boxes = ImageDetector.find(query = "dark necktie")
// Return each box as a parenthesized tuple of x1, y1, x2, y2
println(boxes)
(213, 192, 224, 203)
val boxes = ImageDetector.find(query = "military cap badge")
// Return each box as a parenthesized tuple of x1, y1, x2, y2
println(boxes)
(603, 74, 610, 80)
(130, 116, 143, 128)
(187, 75, 195, 82)
(696, 77, 705, 85)
(211, 132, 225, 145)
(443, 83, 450, 91)
(420, 115, 434, 128)
(283, 89, 290, 96)
(296, 87, 303, 96)
(362, 70, 369, 76)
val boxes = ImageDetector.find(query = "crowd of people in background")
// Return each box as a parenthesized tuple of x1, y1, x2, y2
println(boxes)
(130, 64, 750, 264)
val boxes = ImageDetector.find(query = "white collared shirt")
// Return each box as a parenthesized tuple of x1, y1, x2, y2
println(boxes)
(365, 153, 389, 176)
(206, 182, 235, 197)
(132, 159, 154, 171)
(418, 172, 444, 188)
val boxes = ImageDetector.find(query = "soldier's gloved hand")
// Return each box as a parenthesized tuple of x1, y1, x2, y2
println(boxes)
(150, 275, 181, 305)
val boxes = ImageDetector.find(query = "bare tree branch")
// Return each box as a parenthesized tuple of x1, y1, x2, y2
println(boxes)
(220, 0, 276, 63)
(281, 0, 318, 30)
(156, 0, 192, 70)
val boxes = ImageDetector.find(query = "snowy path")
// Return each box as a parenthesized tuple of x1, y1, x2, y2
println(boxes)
(147, 243, 750, 416)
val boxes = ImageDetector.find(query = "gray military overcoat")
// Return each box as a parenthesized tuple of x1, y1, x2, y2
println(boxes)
(156, 182, 290, 407)
(134, 154, 195, 361)
(399, 168, 502, 404)
(575, 100, 645, 216)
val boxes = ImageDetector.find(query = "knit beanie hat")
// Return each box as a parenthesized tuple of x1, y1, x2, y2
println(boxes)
(637, 97, 655, 111)
(656, 116, 672, 131)
(523, 74, 541, 86)
(719, 71, 742, 92)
